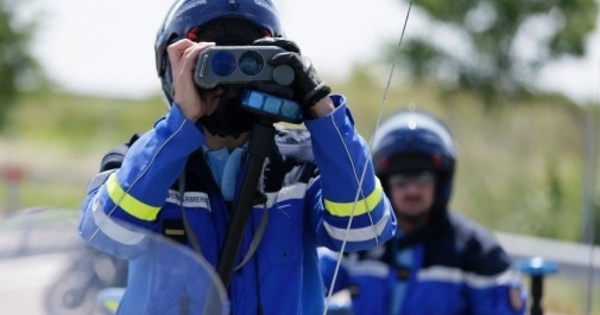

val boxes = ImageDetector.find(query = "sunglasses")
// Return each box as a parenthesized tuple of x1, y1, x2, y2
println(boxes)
(388, 172, 436, 188)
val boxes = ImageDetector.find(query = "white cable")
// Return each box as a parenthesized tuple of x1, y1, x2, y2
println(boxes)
(322, 2, 414, 314)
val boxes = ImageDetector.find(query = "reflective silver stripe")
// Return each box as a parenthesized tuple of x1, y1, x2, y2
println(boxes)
(466, 269, 518, 288)
(87, 170, 116, 193)
(417, 266, 463, 284)
(317, 247, 340, 260)
(92, 195, 145, 245)
(307, 175, 320, 190)
(323, 210, 390, 242)
(347, 260, 390, 278)
(265, 182, 306, 207)
(417, 266, 518, 289)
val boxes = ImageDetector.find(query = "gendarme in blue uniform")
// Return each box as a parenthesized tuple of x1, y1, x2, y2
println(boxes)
(320, 109, 527, 315)
(79, 95, 397, 315)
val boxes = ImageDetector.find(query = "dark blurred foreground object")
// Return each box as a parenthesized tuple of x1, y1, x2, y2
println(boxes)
(0, 207, 228, 315)
(0, 208, 127, 315)
(44, 248, 127, 315)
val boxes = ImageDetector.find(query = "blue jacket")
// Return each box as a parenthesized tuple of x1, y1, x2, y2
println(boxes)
(320, 211, 527, 315)
(79, 95, 397, 315)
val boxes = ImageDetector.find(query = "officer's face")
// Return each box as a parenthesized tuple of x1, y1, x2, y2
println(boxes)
(387, 171, 436, 221)
(201, 87, 226, 116)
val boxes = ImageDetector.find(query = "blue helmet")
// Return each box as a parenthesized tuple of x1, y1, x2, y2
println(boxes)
(372, 109, 456, 209)
(154, 0, 285, 103)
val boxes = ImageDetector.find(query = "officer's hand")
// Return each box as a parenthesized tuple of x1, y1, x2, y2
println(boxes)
(167, 39, 216, 122)
(253, 38, 333, 118)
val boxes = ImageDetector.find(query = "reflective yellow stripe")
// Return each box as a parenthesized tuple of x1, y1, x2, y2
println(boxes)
(103, 299, 120, 313)
(324, 179, 383, 217)
(106, 173, 161, 221)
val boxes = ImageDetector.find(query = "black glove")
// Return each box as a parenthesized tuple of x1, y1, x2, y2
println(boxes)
(253, 37, 332, 113)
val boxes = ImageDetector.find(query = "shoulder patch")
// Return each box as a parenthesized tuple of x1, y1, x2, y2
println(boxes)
(509, 285, 524, 311)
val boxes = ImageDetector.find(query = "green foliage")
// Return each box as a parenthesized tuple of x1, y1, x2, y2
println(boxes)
(0, 91, 166, 210)
(395, 0, 598, 107)
(0, 0, 40, 129)
(5, 91, 166, 149)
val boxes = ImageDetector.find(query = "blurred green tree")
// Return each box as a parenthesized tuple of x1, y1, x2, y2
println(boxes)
(0, 0, 40, 129)
(395, 0, 598, 107)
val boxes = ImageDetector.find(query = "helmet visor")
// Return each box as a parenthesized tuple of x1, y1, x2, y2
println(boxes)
(189, 18, 267, 46)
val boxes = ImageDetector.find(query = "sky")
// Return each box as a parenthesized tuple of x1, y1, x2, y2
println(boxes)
(27, 0, 600, 104)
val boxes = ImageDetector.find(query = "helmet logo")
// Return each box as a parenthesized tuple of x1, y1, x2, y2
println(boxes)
(227, 0, 238, 10)
(408, 120, 417, 129)
(178, 0, 208, 17)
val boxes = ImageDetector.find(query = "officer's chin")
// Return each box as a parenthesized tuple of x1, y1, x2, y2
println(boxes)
(397, 211, 429, 226)
(204, 96, 222, 116)
(395, 204, 429, 219)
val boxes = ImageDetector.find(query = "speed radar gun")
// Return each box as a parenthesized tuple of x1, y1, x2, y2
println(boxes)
(194, 45, 302, 288)
(194, 45, 303, 123)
